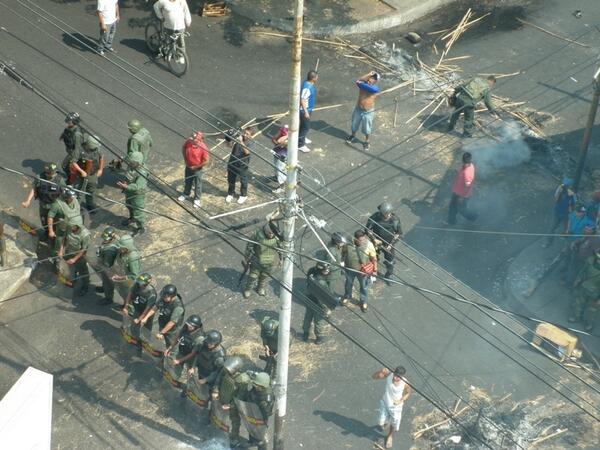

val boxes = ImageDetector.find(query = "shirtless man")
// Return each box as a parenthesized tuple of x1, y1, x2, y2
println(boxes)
(372, 365, 411, 449)
(346, 71, 381, 151)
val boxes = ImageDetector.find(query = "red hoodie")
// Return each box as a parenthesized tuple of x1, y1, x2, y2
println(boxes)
(182, 139, 209, 168)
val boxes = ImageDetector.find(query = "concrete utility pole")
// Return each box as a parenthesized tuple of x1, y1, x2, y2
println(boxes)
(273, 0, 303, 448)
(573, 66, 600, 191)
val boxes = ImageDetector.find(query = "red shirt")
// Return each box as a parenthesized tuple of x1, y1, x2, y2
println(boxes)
(182, 139, 209, 168)
(452, 163, 475, 198)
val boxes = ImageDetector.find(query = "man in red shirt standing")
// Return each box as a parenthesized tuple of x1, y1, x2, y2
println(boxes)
(446, 152, 478, 226)
(179, 131, 209, 208)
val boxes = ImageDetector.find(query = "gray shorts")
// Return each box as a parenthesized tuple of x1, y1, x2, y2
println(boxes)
(351, 107, 375, 136)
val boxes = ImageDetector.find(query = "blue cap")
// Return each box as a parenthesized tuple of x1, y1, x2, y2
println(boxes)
(562, 177, 573, 187)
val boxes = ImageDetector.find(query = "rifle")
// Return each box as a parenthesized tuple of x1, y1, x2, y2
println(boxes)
(238, 259, 250, 287)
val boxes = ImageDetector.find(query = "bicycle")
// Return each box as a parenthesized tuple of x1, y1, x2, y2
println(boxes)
(145, 18, 189, 77)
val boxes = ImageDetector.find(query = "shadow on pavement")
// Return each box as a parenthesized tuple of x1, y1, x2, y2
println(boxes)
(62, 32, 98, 53)
(314, 409, 376, 439)
(205, 266, 242, 293)
(312, 119, 349, 140)
(119, 37, 150, 55)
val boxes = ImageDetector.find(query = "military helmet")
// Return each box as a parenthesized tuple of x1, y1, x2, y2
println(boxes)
(223, 356, 244, 375)
(44, 162, 58, 173)
(261, 319, 278, 337)
(185, 314, 203, 330)
(101, 226, 117, 242)
(316, 261, 331, 272)
(84, 134, 101, 150)
(378, 202, 393, 215)
(127, 119, 142, 133)
(62, 188, 76, 199)
(251, 371, 271, 388)
(127, 151, 144, 165)
(160, 284, 178, 298)
(136, 272, 152, 286)
(204, 330, 223, 346)
(65, 112, 80, 124)
(331, 232, 347, 245)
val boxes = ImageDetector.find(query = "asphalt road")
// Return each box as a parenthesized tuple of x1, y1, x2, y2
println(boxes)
(0, 0, 599, 449)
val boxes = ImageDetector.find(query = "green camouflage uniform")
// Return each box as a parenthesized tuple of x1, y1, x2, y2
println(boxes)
(244, 228, 280, 294)
(47, 198, 82, 255)
(97, 239, 118, 302)
(303, 266, 334, 340)
(60, 125, 84, 178)
(127, 128, 153, 163)
(76, 144, 103, 211)
(449, 77, 494, 136)
(123, 162, 147, 230)
(33, 171, 65, 228)
(62, 225, 91, 294)
(155, 296, 185, 347)
(221, 371, 250, 444)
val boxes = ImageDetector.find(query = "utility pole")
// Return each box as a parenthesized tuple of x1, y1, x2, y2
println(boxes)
(573, 66, 600, 191)
(273, 0, 303, 448)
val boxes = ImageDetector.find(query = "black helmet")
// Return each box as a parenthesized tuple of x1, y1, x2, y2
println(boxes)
(204, 330, 222, 346)
(62, 188, 76, 200)
(261, 319, 278, 337)
(224, 128, 240, 143)
(135, 272, 152, 286)
(101, 226, 116, 242)
(160, 284, 178, 298)
(223, 356, 244, 375)
(331, 232, 347, 245)
(185, 314, 203, 330)
(378, 202, 393, 215)
(65, 112, 80, 124)
(316, 261, 331, 272)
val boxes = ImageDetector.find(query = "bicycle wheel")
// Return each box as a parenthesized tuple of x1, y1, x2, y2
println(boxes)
(145, 21, 161, 53)
(168, 48, 189, 77)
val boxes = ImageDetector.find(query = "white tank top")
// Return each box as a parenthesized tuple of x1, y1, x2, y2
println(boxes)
(382, 374, 405, 408)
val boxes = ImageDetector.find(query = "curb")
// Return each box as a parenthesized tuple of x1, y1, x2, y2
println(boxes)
(229, 0, 457, 38)
(0, 213, 35, 305)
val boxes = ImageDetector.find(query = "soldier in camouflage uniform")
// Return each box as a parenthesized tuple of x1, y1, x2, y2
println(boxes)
(303, 261, 337, 344)
(245, 372, 275, 450)
(125, 272, 157, 325)
(243, 223, 281, 298)
(569, 251, 600, 331)
(47, 189, 83, 256)
(260, 318, 279, 378)
(448, 75, 497, 137)
(127, 119, 153, 163)
(139, 284, 185, 347)
(95, 226, 119, 305)
(189, 330, 226, 388)
(366, 202, 403, 284)
(211, 356, 249, 448)
(117, 151, 147, 235)
(76, 134, 104, 212)
(59, 112, 85, 182)
(21, 162, 65, 229)
(58, 222, 91, 296)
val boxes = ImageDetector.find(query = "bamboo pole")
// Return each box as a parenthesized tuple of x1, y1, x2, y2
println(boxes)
(406, 92, 444, 124)
(530, 428, 568, 447)
(416, 96, 445, 131)
(413, 406, 470, 439)
(251, 31, 348, 47)
(516, 18, 590, 48)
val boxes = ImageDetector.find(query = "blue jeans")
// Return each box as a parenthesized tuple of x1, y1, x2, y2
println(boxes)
(98, 22, 117, 51)
(344, 269, 370, 304)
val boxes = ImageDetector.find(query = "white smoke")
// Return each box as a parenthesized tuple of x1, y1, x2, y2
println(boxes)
(468, 120, 531, 178)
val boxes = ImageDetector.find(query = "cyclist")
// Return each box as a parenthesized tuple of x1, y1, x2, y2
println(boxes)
(153, 0, 191, 59)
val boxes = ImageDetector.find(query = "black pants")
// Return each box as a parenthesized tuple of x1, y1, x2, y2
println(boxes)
(183, 167, 203, 200)
(227, 165, 248, 196)
(448, 95, 475, 135)
(298, 112, 311, 147)
(447, 193, 477, 225)
(379, 246, 395, 276)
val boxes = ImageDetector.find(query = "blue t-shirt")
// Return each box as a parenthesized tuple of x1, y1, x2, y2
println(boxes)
(356, 80, 380, 94)
(554, 186, 576, 218)
(300, 80, 315, 113)
(567, 212, 594, 241)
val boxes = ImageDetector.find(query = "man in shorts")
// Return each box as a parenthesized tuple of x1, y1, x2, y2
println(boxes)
(346, 71, 380, 151)
(371, 365, 411, 449)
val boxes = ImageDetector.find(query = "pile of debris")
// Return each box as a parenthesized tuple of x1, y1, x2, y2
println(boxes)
(412, 389, 600, 449)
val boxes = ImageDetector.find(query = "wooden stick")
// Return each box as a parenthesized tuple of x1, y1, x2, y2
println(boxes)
(479, 71, 521, 79)
(416, 96, 445, 131)
(379, 80, 413, 95)
(427, 27, 452, 36)
(393, 97, 399, 127)
(443, 55, 472, 62)
(343, 54, 367, 59)
(406, 92, 444, 124)
(413, 406, 470, 439)
(516, 18, 590, 48)
(530, 428, 567, 447)
(440, 12, 490, 41)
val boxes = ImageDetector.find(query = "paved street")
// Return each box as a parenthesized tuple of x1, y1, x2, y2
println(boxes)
(0, 0, 599, 449)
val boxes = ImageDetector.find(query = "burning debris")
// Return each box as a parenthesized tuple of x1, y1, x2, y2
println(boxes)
(412, 390, 600, 449)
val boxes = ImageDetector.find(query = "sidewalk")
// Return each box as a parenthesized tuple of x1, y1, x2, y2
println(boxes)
(0, 210, 35, 304)
(228, 0, 456, 37)
(504, 237, 600, 357)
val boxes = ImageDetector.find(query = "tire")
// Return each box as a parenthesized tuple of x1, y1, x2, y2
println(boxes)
(144, 21, 161, 54)
(168, 48, 189, 77)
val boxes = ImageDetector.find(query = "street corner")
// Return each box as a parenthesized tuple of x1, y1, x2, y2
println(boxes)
(0, 209, 37, 304)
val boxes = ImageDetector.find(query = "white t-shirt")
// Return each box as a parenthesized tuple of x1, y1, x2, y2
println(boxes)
(381, 373, 406, 409)
(153, 0, 192, 31)
(97, 0, 119, 25)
